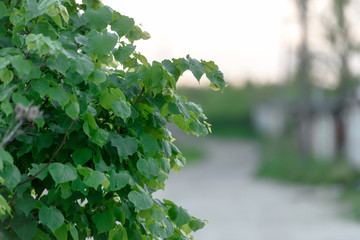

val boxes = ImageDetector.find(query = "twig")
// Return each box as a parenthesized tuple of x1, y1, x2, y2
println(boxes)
(25, 132, 39, 137)
(0, 219, 34, 226)
(24, 55, 50, 94)
(41, 75, 63, 110)
(134, 87, 145, 105)
(15, 119, 76, 187)
(39, 54, 50, 69)
(0, 120, 24, 149)
(0, 210, 39, 227)
(8, 192, 17, 206)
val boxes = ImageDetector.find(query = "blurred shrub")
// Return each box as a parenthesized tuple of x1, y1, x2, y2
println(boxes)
(256, 139, 360, 185)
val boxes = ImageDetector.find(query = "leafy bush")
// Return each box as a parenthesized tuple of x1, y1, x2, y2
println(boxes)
(0, 0, 225, 239)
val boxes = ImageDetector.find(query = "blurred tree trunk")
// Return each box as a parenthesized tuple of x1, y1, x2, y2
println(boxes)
(296, 0, 311, 158)
(319, 0, 353, 153)
(332, 0, 353, 95)
(329, 0, 354, 153)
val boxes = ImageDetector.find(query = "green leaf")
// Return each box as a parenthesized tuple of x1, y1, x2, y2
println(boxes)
(148, 219, 174, 238)
(140, 134, 159, 157)
(83, 122, 109, 147)
(72, 149, 92, 166)
(173, 58, 189, 74)
(187, 55, 205, 81)
(109, 228, 128, 240)
(0, 69, 13, 85)
(1, 100, 12, 116)
(0, 194, 11, 216)
(15, 194, 37, 217)
(91, 69, 107, 86)
(83, 6, 113, 30)
(48, 86, 70, 107)
(29, 163, 49, 181)
(112, 100, 131, 122)
(91, 210, 115, 234)
(144, 61, 165, 93)
(59, 5, 69, 23)
(200, 60, 219, 73)
(128, 191, 153, 210)
(162, 59, 180, 81)
(47, 53, 69, 75)
(31, 229, 51, 240)
(0, 162, 21, 191)
(71, 54, 94, 77)
(12, 92, 30, 106)
(51, 15, 63, 29)
(189, 121, 208, 137)
(39, 206, 64, 233)
(108, 170, 130, 191)
(0, 57, 10, 68)
(12, 216, 37, 240)
(25, 0, 57, 21)
(168, 206, 191, 227)
(0, 148, 13, 166)
(65, 101, 80, 119)
(0, 2, 7, 19)
(83, 171, 107, 189)
(99, 88, 126, 110)
(206, 69, 226, 90)
(53, 224, 67, 240)
(110, 134, 138, 161)
(113, 44, 136, 64)
(111, 15, 135, 38)
(69, 224, 79, 240)
(137, 158, 159, 179)
(88, 31, 118, 55)
(189, 219, 206, 232)
(49, 163, 77, 184)
(31, 79, 50, 97)
(10, 55, 32, 77)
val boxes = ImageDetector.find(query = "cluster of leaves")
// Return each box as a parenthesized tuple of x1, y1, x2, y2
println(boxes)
(0, 0, 226, 239)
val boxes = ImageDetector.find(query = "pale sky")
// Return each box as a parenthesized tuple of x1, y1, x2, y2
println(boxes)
(101, 0, 360, 87)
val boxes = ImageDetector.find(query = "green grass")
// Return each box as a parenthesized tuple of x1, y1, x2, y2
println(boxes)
(256, 140, 359, 185)
(256, 139, 360, 220)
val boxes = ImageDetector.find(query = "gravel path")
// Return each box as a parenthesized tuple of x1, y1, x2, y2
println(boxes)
(155, 138, 360, 240)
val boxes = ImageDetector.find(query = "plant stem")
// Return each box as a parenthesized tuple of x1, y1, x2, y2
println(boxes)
(0, 120, 24, 149)
(16, 119, 76, 187)
(134, 87, 145, 105)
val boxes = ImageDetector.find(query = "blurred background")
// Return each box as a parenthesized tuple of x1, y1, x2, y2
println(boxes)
(105, 0, 360, 239)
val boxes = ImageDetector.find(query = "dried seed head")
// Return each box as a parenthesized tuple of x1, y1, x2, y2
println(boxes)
(26, 106, 40, 121)
(15, 104, 28, 121)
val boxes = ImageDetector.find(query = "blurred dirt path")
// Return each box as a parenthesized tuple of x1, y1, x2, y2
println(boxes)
(155, 138, 360, 240)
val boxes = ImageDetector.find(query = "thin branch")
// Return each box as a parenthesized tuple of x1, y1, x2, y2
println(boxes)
(39, 54, 50, 69)
(0, 120, 24, 149)
(15, 119, 76, 187)
(8, 192, 17, 206)
(24, 55, 50, 93)
(0, 219, 34, 226)
(134, 87, 145, 105)
(1, 210, 39, 227)
(41, 75, 63, 110)
(25, 132, 39, 137)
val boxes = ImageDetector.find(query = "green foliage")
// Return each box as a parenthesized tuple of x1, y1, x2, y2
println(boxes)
(177, 84, 279, 138)
(0, 0, 225, 239)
